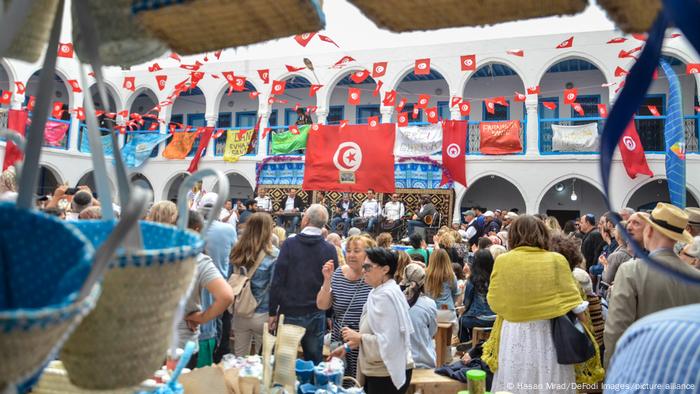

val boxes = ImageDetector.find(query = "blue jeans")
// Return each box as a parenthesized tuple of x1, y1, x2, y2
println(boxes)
(406, 220, 426, 236)
(277, 215, 300, 234)
(283, 311, 325, 364)
(352, 217, 378, 233)
(458, 315, 494, 343)
(330, 217, 351, 235)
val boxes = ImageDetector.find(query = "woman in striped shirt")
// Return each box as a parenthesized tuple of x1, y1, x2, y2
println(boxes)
(318, 235, 377, 379)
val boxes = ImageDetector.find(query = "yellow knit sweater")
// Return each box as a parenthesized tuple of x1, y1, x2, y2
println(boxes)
(482, 246, 605, 384)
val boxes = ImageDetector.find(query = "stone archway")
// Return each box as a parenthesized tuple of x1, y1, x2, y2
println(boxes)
(36, 165, 61, 197)
(460, 175, 526, 214)
(625, 178, 699, 211)
(392, 68, 449, 124)
(538, 177, 607, 224)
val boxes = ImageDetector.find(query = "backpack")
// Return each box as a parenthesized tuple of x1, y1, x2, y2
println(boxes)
(228, 251, 267, 319)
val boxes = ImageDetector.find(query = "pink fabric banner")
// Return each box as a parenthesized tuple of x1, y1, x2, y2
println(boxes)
(43, 120, 69, 146)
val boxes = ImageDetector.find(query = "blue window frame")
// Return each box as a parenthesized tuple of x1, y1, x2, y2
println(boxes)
(186, 113, 206, 157)
(327, 105, 344, 125)
(437, 101, 449, 121)
(483, 100, 509, 121)
(214, 113, 232, 156)
(356, 105, 380, 124)
(268, 110, 278, 127)
(217, 113, 232, 128)
(284, 108, 296, 127)
(571, 95, 601, 118)
(170, 114, 184, 128)
(538, 97, 559, 153)
(635, 94, 666, 152)
(402, 104, 422, 123)
(236, 111, 257, 128)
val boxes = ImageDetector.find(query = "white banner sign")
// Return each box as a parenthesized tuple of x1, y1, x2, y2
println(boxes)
(551, 122, 599, 152)
(394, 124, 443, 157)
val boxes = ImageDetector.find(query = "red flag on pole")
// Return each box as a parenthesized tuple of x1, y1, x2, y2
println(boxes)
(618, 122, 653, 179)
(441, 120, 467, 187)
(3, 109, 28, 170)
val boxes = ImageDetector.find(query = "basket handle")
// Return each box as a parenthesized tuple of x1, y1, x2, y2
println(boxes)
(176, 169, 229, 233)
(342, 376, 362, 388)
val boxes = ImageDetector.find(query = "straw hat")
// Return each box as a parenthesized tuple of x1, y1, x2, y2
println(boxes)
(685, 208, 700, 226)
(639, 202, 693, 244)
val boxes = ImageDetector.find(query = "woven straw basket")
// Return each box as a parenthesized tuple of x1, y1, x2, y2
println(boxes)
(2, 0, 59, 62)
(349, 0, 587, 32)
(597, 0, 661, 33)
(60, 221, 201, 390)
(132, 0, 325, 55)
(72, 0, 167, 67)
(0, 203, 100, 390)
(33, 361, 148, 394)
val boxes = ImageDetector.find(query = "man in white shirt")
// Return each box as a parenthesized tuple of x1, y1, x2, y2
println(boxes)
(353, 189, 381, 233)
(382, 193, 405, 222)
(254, 188, 272, 213)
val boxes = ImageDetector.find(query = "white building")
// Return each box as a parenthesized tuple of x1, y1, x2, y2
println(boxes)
(2, 27, 699, 223)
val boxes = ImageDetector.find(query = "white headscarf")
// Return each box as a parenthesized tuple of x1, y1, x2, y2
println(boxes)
(365, 279, 414, 388)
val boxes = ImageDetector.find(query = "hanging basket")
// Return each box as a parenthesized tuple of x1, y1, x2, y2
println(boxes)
(72, 0, 167, 67)
(59, 220, 202, 390)
(348, 0, 587, 32)
(131, 0, 326, 55)
(2, 0, 60, 62)
(0, 203, 100, 390)
(597, 0, 660, 33)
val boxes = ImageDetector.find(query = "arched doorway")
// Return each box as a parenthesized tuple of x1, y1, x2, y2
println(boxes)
(37, 165, 61, 197)
(214, 172, 255, 202)
(460, 175, 526, 214)
(214, 80, 259, 156)
(0, 63, 11, 110)
(165, 173, 188, 203)
(392, 68, 449, 124)
(538, 58, 608, 153)
(26, 70, 71, 149)
(77, 170, 114, 200)
(79, 84, 120, 152)
(328, 70, 379, 125)
(127, 88, 160, 156)
(626, 178, 699, 211)
(170, 86, 207, 157)
(130, 173, 155, 202)
(538, 177, 607, 224)
(266, 74, 316, 154)
(463, 63, 525, 153)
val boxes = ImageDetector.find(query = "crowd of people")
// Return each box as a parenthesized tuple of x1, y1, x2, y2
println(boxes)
(3, 166, 700, 393)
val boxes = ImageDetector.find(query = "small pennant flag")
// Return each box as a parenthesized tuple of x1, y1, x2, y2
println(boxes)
(615, 80, 626, 94)
(68, 79, 82, 93)
(396, 97, 407, 112)
(414, 58, 430, 75)
(412, 107, 420, 119)
(156, 75, 167, 91)
(367, 116, 379, 128)
(75, 107, 86, 121)
(514, 91, 526, 102)
(169, 52, 181, 62)
(294, 32, 316, 47)
(348, 88, 361, 105)
(397, 112, 408, 126)
(148, 63, 162, 72)
(450, 96, 462, 107)
(460, 54, 476, 71)
(493, 96, 508, 106)
(601, 82, 617, 88)
(51, 101, 63, 118)
(117, 109, 129, 118)
(632, 33, 647, 41)
(459, 101, 471, 116)
(309, 84, 323, 97)
(647, 105, 661, 117)
(27, 96, 35, 111)
(210, 74, 220, 79)
(258, 69, 270, 84)
(285, 64, 305, 72)
(416, 94, 430, 109)
(339, 119, 349, 128)
(382, 90, 396, 106)
(249, 91, 260, 99)
(179, 63, 201, 71)
(372, 80, 383, 96)
(669, 33, 682, 39)
(222, 71, 235, 82)
(571, 103, 585, 116)
(214, 50, 222, 59)
(289, 125, 300, 135)
(563, 88, 578, 104)
(307, 105, 317, 113)
(607, 37, 627, 44)
(426, 107, 438, 123)
(0, 90, 11, 104)
(556, 36, 574, 49)
(271, 80, 286, 95)
(262, 128, 272, 139)
(57, 43, 74, 58)
(14, 81, 25, 95)
(484, 99, 496, 114)
(506, 49, 524, 57)
(614, 66, 629, 77)
(333, 55, 355, 68)
(123, 76, 135, 91)
(619, 46, 642, 59)
(597, 103, 608, 118)
(318, 34, 339, 47)
(372, 62, 388, 78)
(686, 64, 700, 74)
(350, 70, 370, 84)
(148, 122, 159, 131)
(230, 76, 246, 92)
(542, 102, 557, 110)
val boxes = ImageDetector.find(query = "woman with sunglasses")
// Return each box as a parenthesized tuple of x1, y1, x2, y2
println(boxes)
(335, 247, 414, 394)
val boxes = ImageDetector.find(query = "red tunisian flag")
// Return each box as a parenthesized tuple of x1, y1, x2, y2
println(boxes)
(3, 109, 28, 170)
(441, 120, 467, 187)
(303, 124, 395, 193)
(618, 122, 653, 179)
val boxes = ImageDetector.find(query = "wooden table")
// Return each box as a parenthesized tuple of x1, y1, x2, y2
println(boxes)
(434, 322, 453, 367)
(407, 368, 468, 394)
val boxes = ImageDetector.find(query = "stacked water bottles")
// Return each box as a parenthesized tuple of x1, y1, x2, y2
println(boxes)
(295, 358, 364, 394)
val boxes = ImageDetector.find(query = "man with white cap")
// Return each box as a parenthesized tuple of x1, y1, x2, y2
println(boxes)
(483, 210, 500, 235)
(604, 202, 700, 366)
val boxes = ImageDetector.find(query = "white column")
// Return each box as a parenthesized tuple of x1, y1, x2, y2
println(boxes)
(450, 107, 461, 121)
(315, 108, 328, 124)
(10, 95, 23, 110)
(68, 113, 81, 152)
(380, 106, 394, 124)
(205, 114, 217, 158)
(525, 98, 539, 156)
(257, 110, 271, 157)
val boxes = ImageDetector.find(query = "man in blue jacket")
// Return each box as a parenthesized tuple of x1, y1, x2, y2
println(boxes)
(269, 204, 338, 363)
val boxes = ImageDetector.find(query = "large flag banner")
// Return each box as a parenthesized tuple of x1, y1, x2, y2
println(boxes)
(660, 60, 686, 207)
(187, 127, 214, 173)
(551, 122, 600, 152)
(394, 124, 442, 157)
(3, 109, 27, 170)
(618, 122, 653, 179)
(79, 129, 114, 157)
(303, 124, 396, 192)
(479, 120, 522, 154)
(163, 131, 198, 159)
(43, 120, 70, 146)
(441, 120, 467, 187)
(271, 125, 310, 154)
(121, 133, 169, 168)
(223, 129, 254, 162)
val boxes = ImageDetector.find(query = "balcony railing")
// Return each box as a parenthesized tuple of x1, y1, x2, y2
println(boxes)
(213, 127, 259, 157)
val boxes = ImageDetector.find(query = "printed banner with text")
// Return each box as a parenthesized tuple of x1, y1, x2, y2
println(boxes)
(551, 122, 600, 152)
(479, 120, 522, 155)
(394, 124, 442, 157)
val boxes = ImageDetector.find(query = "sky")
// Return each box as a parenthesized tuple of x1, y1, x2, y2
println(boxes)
(220, 0, 618, 60)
